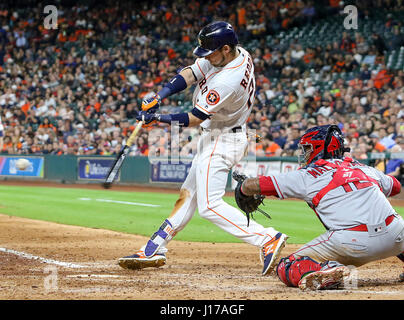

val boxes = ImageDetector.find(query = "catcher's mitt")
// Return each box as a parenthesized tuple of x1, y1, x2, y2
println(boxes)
(232, 171, 270, 226)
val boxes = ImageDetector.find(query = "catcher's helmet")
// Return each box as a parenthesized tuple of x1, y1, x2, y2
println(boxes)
(193, 21, 238, 57)
(298, 125, 350, 167)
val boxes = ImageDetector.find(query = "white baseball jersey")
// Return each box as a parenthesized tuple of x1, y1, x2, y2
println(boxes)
(268, 157, 397, 230)
(189, 46, 255, 131)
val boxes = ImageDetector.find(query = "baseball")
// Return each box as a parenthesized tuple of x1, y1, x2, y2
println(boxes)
(15, 158, 30, 171)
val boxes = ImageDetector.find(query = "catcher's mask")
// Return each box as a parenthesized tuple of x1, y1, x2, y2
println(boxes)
(298, 125, 350, 167)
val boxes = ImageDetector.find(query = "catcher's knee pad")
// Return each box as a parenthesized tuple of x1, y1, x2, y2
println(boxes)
(144, 219, 176, 257)
(276, 255, 322, 287)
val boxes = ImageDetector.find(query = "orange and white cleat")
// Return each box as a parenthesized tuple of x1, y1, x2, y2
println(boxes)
(260, 232, 288, 276)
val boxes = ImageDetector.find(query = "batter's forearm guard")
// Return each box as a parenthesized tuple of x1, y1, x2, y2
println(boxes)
(157, 113, 190, 127)
(158, 74, 187, 100)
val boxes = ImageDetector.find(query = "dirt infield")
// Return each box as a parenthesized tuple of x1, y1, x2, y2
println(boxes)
(0, 181, 403, 300)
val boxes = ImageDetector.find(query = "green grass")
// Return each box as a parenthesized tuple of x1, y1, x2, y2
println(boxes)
(1, 185, 403, 244)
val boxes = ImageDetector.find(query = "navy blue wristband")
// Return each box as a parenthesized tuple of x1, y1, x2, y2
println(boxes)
(191, 107, 210, 120)
(158, 74, 187, 100)
(157, 113, 190, 127)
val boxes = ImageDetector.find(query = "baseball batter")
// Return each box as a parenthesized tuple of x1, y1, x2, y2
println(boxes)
(118, 21, 288, 275)
(238, 125, 404, 290)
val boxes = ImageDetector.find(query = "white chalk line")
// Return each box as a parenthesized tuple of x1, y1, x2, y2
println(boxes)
(78, 198, 160, 207)
(0, 247, 86, 269)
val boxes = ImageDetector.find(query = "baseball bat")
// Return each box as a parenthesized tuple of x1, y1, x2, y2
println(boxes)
(102, 120, 144, 189)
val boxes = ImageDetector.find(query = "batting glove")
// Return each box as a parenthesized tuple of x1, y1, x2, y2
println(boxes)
(141, 94, 161, 113)
(136, 110, 158, 125)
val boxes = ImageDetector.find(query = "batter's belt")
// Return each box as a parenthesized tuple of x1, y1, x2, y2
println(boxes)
(201, 125, 243, 133)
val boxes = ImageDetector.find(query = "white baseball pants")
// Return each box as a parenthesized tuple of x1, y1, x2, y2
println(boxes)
(155, 129, 279, 254)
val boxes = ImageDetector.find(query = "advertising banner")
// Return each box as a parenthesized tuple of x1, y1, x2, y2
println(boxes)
(78, 158, 116, 180)
(0, 156, 44, 177)
(231, 160, 299, 189)
(150, 161, 193, 183)
(281, 161, 300, 172)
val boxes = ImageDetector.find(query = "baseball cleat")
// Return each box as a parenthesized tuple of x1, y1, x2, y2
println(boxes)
(118, 250, 166, 270)
(261, 232, 288, 276)
(298, 266, 350, 290)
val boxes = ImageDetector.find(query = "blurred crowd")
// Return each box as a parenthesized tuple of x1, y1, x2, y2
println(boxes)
(0, 0, 404, 178)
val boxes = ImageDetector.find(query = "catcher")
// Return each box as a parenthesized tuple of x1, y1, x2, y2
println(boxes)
(233, 124, 404, 290)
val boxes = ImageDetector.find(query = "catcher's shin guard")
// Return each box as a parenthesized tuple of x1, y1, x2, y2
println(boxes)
(276, 255, 322, 287)
(144, 219, 175, 257)
(276, 255, 349, 290)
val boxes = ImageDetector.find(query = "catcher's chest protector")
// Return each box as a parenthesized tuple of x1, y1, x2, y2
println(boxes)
(311, 158, 381, 207)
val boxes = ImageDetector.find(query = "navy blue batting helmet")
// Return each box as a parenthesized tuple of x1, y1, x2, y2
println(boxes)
(193, 21, 238, 57)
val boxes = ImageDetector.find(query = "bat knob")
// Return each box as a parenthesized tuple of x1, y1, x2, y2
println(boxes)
(102, 182, 111, 189)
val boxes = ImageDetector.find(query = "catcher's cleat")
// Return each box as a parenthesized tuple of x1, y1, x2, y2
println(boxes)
(118, 250, 166, 270)
(298, 266, 350, 290)
(261, 232, 288, 276)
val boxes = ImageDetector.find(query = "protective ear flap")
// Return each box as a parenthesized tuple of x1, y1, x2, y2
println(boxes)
(326, 135, 341, 153)
(324, 125, 344, 158)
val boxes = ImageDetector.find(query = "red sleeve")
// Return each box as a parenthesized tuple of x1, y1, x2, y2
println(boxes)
(259, 176, 280, 197)
(388, 175, 401, 196)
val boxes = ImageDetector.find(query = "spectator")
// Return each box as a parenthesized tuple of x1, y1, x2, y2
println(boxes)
(0, 1, 401, 163)
(371, 32, 388, 55)
(389, 26, 404, 50)
(271, 127, 287, 149)
(378, 127, 396, 149)
(256, 133, 282, 158)
(386, 145, 404, 175)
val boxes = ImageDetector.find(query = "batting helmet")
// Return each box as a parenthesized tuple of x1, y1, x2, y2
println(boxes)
(298, 125, 350, 167)
(193, 21, 238, 57)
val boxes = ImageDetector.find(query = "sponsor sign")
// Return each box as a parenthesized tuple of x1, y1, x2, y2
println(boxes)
(0, 156, 44, 177)
(231, 160, 299, 189)
(78, 158, 116, 180)
(150, 161, 192, 183)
